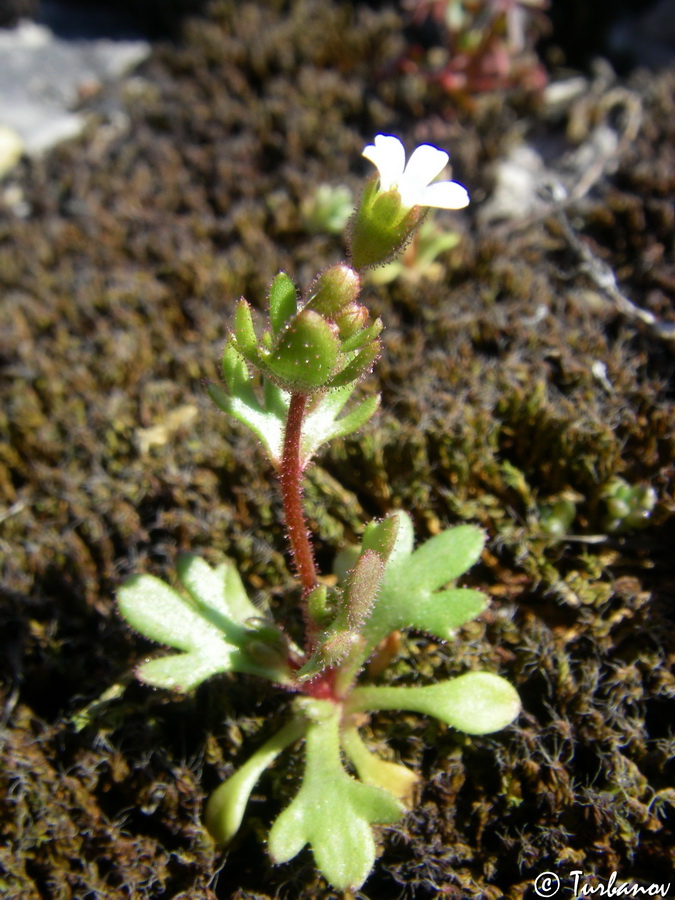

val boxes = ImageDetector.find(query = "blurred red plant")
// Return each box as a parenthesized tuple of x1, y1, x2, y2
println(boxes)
(401, 0, 550, 97)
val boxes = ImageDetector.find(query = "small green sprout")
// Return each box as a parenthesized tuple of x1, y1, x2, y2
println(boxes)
(117, 134, 519, 891)
(301, 182, 354, 234)
(599, 476, 657, 534)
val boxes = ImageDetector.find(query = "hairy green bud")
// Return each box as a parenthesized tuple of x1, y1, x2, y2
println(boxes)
(304, 264, 361, 320)
(265, 309, 340, 391)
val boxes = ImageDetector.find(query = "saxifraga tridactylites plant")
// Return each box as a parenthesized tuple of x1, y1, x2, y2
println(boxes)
(117, 134, 521, 891)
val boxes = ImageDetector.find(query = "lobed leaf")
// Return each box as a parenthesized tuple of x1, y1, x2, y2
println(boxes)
(176, 553, 259, 627)
(118, 564, 292, 691)
(118, 574, 230, 653)
(301, 385, 379, 466)
(136, 650, 236, 692)
(405, 524, 485, 591)
(207, 378, 285, 465)
(362, 514, 487, 648)
(268, 700, 402, 891)
(210, 346, 379, 469)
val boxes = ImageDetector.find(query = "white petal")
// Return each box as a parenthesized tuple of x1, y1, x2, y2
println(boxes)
(362, 134, 405, 191)
(420, 180, 470, 210)
(403, 144, 449, 191)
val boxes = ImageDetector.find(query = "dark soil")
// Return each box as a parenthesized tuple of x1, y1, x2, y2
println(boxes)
(1, 2, 673, 898)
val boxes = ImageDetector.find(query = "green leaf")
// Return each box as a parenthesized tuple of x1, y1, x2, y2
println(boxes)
(206, 717, 307, 845)
(208, 364, 285, 465)
(119, 574, 232, 653)
(361, 514, 401, 562)
(374, 509, 414, 565)
(269, 273, 298, 334)
(325, 393, 379, 441)
(405, 525, 485, 591)
(263, 377, 288, 420)
(341, 723, 419, 805)
(268, 700, 402, 891)
(118, 568, 292, 691)
(306, 584, 332, 628)
(176, 553, 259, 627)
(363, 516, 487, 648)
(221, 343, 259, 407)
(348, 672, 521, 735)
(118, 574, 241, 689)
(301, 385, 379, 466)
(136, 649, 236, 692)
(211, 351, 379, 469)
(233, 298, 257, 356)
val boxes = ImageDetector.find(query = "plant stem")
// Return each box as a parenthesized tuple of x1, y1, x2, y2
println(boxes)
(280, 392, 318, 595)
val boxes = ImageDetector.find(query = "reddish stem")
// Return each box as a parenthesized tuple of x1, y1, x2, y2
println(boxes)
(279, 392, 318, 595)
(280, 394, 338, 695)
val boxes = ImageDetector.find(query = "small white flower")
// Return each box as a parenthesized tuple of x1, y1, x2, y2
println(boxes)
(362, 134, 469, 211)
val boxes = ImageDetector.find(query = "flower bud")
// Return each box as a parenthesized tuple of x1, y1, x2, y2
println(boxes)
(223, 262, 381, 396)
(304, 264, 361, 320)
(265, 309, 340, 391)
(335, 303, 368, 340)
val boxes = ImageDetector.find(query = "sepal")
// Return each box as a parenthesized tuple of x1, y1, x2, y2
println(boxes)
(233, 297, 257, 356)
(269, 272, 298, 334)
(348, 176, 422, 270)
(208, 346, 286, 464)
(265, 308, 340, 391)
(326, 341, 381, 388)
